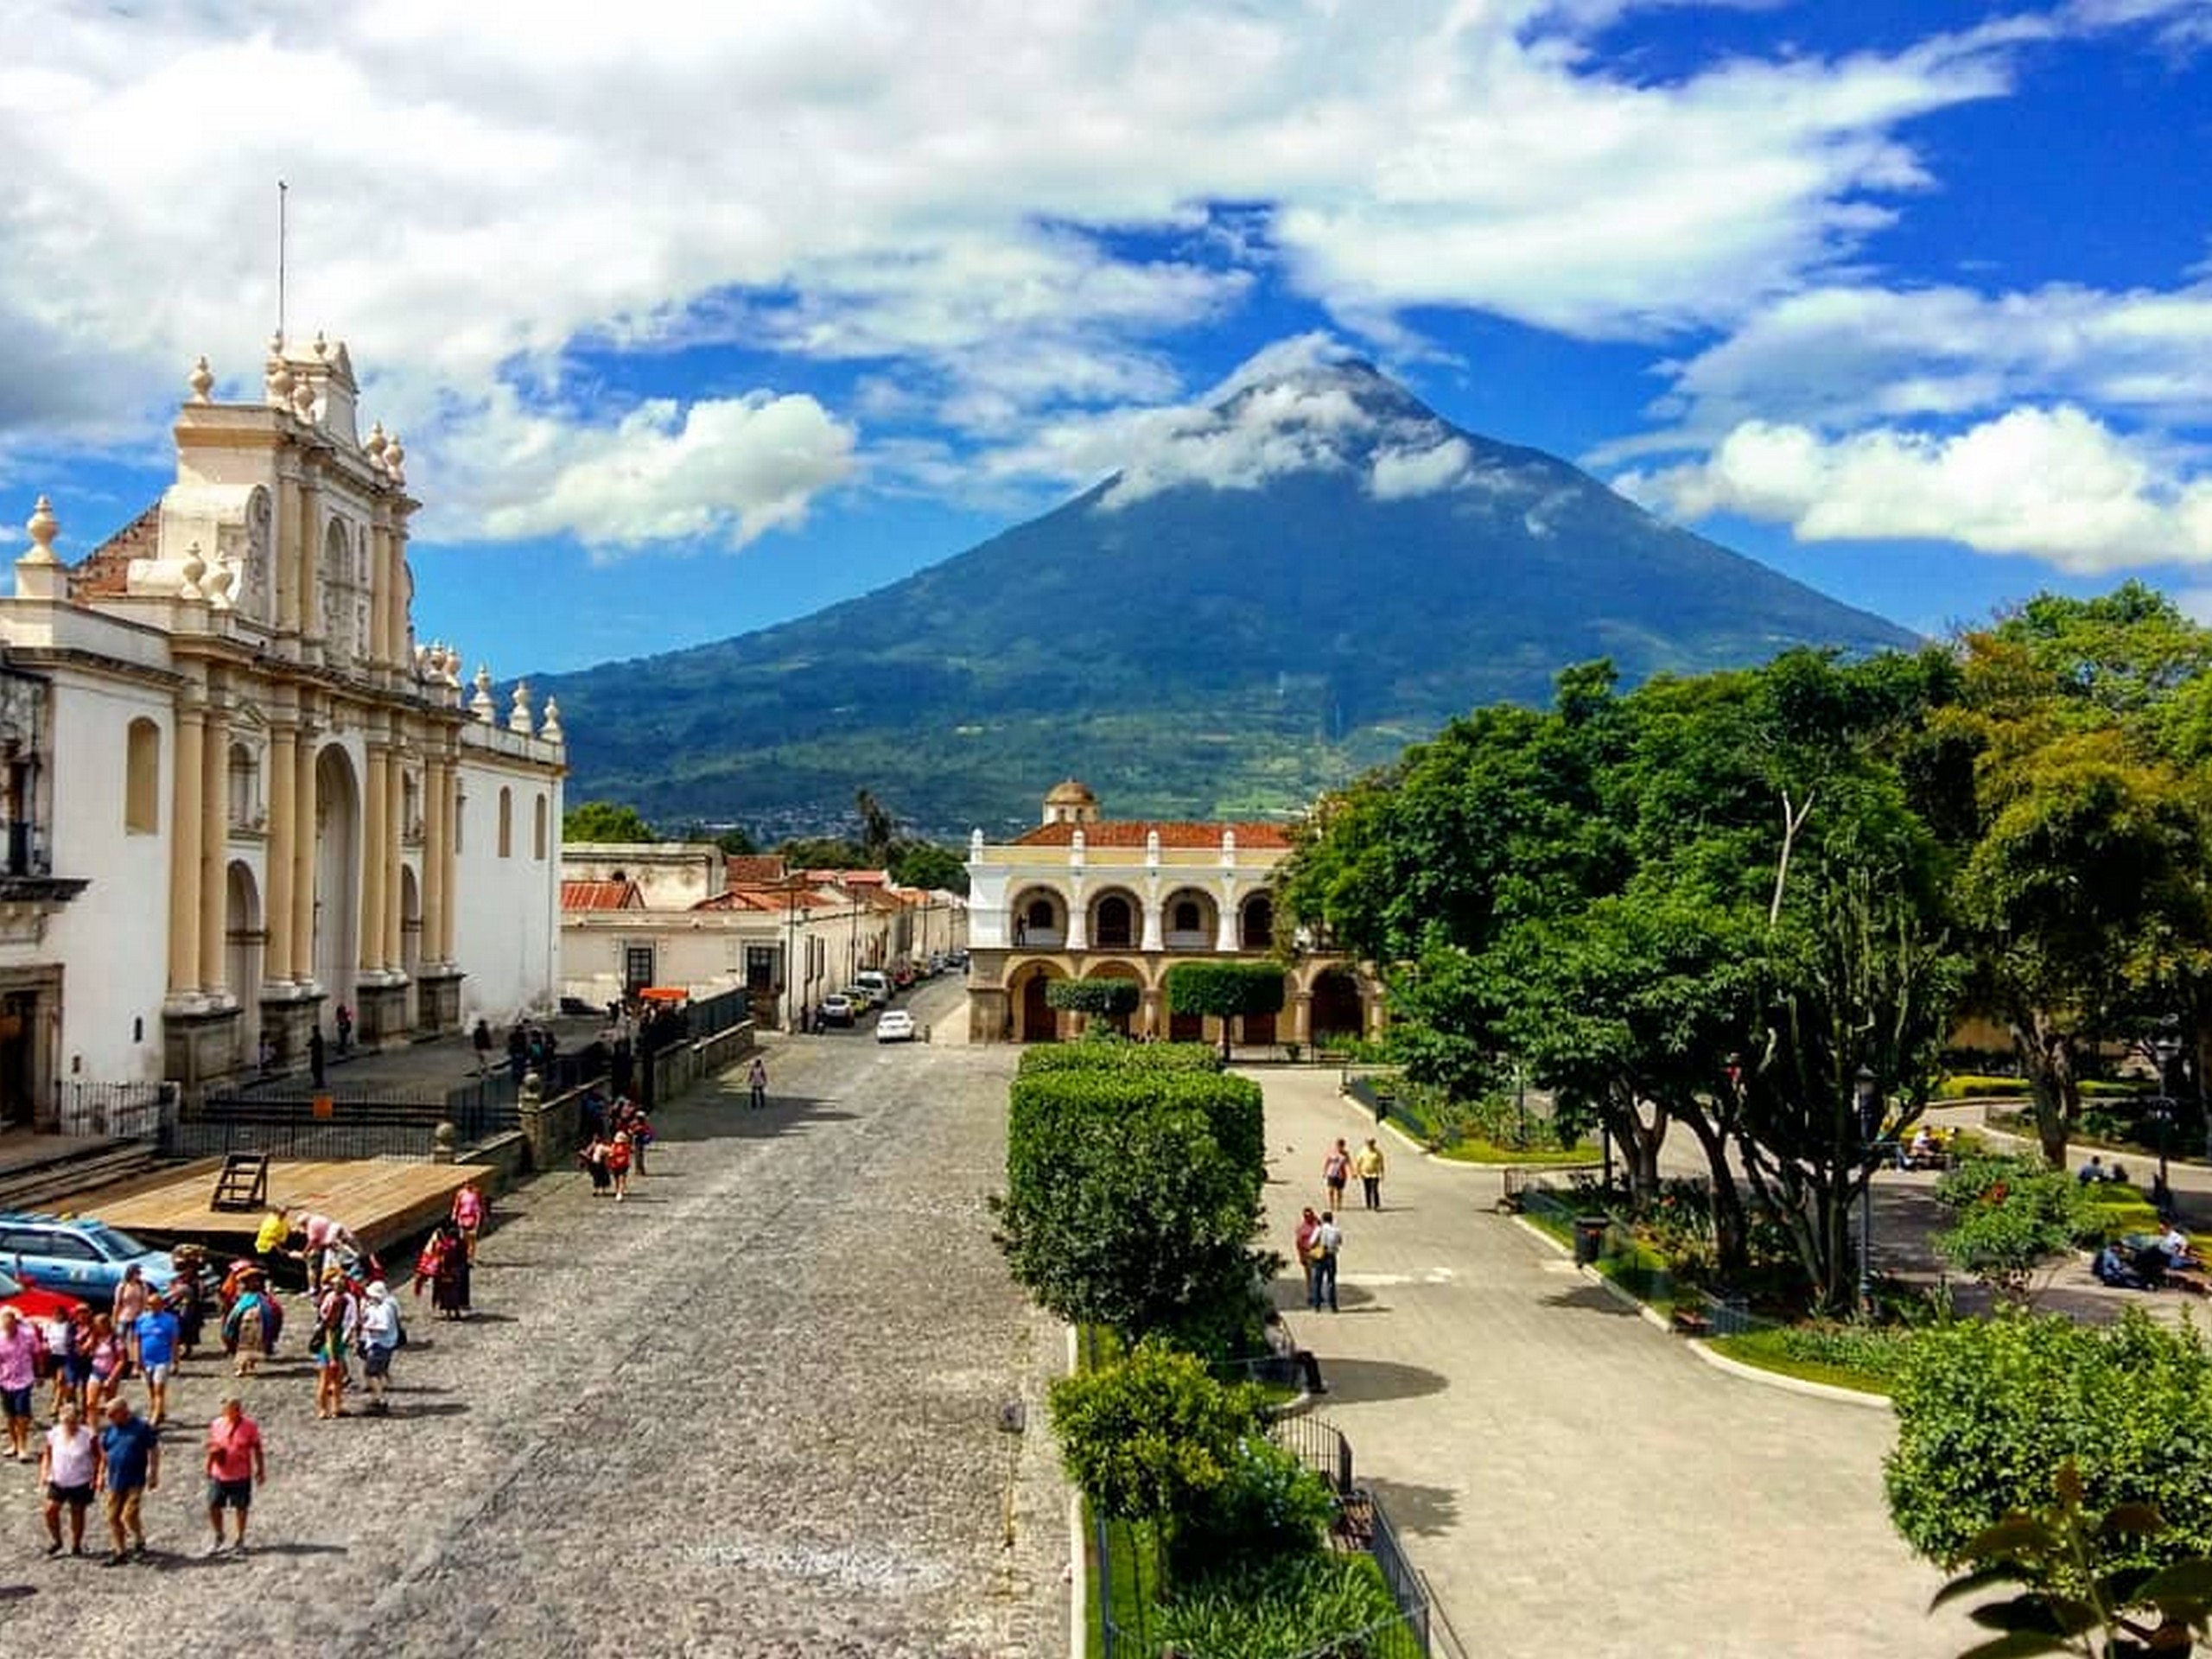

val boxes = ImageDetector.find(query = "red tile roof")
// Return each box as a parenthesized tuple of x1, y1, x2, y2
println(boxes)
(68, 501, 161, 600)
(1011, 820, 1294, 849)
(721, 855, 788, 887)
(562, 879, 644, 912)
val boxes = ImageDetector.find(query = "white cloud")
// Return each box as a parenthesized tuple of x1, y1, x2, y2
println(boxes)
(1618, 405, 2212, 570)
(1602, 279, 2212, 461)
(455, 391, 856, 556)
(0, 1, 2034, 478)
(1370, 437, 1473, 499)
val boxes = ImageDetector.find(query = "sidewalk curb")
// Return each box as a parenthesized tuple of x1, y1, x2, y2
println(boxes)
(1511, 1216, 1894, 1411)
(1066, 1325, 1087, 1659)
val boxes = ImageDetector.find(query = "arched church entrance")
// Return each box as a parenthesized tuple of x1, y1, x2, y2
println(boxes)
(313, 745, 360, 1014)
(226, 861, 263, 1065)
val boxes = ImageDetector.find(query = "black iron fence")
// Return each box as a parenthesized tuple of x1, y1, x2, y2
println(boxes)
(690, 985, 750, 1040)
(181, 1083, 520, 1162)
(1269, 1410, 1356, 1497)
(54, 1080, 177, 1140)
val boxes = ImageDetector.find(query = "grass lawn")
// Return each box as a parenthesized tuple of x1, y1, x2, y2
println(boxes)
(1436, 1139, 1602, 1165)
(1707, 1325, 1910, 1396)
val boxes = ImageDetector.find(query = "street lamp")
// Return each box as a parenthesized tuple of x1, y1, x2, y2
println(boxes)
(784, 881, 810, 1033)
(1854, 1065, 1881, 1316)
(2151, 1028, 2184, 1211)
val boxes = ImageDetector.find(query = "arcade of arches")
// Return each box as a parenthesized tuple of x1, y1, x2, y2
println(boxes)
(1000, 957, 1378, 1046)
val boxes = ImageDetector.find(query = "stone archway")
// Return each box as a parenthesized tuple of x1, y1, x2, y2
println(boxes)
(1312, 969, 1364, 1045)
(400, 863, 423, 1029)
(1009, 886, 1068, 950)
(313, 745, 360, 1013)
(1162, 887, 1219, 950)
(226, 861, 263, 1065)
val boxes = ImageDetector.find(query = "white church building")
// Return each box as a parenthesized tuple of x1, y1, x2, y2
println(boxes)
(0, 332, 565, 1127)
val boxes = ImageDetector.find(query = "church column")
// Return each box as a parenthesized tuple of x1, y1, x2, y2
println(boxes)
(421, 752, 447, 970)
(296, 459, 322, 650)
(382, 745, 404, 970)
(367, 520, 390, 666)
(289, 728, 318, 984)
(1065, 880, 1088, 952)
(437, 760, 458, 963)
(1293, 988, 1313, 1044)
(273, 464, 300, 633)
(360, 736, 389, 974)
(166, 703, 206, 997)
(196, 699, 229, 995)
(387, 523, 411, 675)
(1140, 881, 1163, 953)
(265, 721, 296, 988)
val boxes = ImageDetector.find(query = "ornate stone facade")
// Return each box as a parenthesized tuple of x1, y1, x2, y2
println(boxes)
(0, 335, 566, 1117)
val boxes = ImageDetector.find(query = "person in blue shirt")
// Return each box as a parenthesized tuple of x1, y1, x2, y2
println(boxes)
(96, 1398, 161, 1564)
(132, 1302, 181, 1428)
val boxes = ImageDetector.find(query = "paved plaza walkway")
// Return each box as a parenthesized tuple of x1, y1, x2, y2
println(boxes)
(1252, 1067, 1979, 1659)
(3, 979, 1068, 1657)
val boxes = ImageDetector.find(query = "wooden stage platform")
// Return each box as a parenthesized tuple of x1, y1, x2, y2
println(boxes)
(44, 1159, 474, 1258)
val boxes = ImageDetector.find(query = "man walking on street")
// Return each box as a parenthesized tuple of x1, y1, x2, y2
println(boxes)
(748, 1053, 768, 1111)
(1309, 1211, 1343, 1313)
(203, 1394, 265, 1555)
(96, 1397, 160, 1563)
(1354, 1137, 1387, 1211)
(133, 1294, 181, 1426)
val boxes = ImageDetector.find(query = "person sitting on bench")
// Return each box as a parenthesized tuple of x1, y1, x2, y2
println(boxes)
(1263, 1311, 1326, 1395)
(2094, 1243, 2152, 1290)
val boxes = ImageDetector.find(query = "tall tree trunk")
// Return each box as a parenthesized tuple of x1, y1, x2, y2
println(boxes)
(1674, 1106, 1751, 1279)
(2011, 1007, 2080, 1167)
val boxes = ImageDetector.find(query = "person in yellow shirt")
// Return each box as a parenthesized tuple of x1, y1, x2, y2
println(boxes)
(252, 1209, 293, 1280)
(1353, 1138, 1386, 1211)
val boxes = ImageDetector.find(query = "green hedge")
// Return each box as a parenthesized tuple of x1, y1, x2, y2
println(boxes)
(1164, 960, 1287, 1018)
(1151, 1555, 1408, 1659)
(1018, 1042, 1223, 1076)
(1001, 1066, 1269, 1353)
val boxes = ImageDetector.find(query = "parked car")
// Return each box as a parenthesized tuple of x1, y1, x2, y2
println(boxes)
(818, 995, 855, 1027)
(855, 969, 893, 1004)
(876, 1009, 917, 1043)
(840, 985, 876, 1014)
(0, 1262, 85, 1345)
(0, 1212, 192, 1299)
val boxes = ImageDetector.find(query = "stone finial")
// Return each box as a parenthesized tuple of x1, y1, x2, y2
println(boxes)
(365, 423, 387, 468)
(313, 329, 329, 361)
(384, 433, 405, 486)
(291, 374, 315, 422)
(507, 679, 535, 734)
(538, 696, 563, 743)
(470, 663, 496, 723)
(179, 541, 207, 601)
(969, 828, 984, 860)
(22, 495, 60, 565)
(188, 356, 214, 404)
(205, 556, 237, 609)
(1146, 828, 1161, 862)
(266, 333, 294, 408)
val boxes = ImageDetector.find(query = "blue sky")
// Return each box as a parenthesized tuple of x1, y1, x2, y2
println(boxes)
(3, 1, 2210, 675)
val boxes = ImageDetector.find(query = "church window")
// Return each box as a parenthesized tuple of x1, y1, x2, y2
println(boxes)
(124, 719, 160, 835)
(498, 787, 513, 859)
(1173, 899, 1201, 933)
(533, 794, 548, 861)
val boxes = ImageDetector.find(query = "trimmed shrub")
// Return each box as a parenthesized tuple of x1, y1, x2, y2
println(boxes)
(1017, 1042, 1222, 1077)
(1001, 1068, 1268, 1352)
(1885, 1309, 2212, 1579)
(1046, 977, 1141, 1024)
(1049, 1341, 1264, 1528)
(1166, 961, 1287, 1055)
(1151, 1555, 1403, 1659)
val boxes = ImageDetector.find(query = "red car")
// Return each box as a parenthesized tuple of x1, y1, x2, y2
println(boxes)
(0, 1262, 85, 1345)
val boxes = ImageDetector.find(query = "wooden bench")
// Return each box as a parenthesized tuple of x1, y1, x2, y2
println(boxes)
(1670, 1306, 1713, 1338)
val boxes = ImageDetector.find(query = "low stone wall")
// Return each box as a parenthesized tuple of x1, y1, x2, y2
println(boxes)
(460, 1129, 531, 1189)
(511, 1020, 756, 1173)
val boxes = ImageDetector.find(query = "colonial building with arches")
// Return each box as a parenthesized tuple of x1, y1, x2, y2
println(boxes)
(0, 333, 564, 1125)
(964, 779, 1380, 1046)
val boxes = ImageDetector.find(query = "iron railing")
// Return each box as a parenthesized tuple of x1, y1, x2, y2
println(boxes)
(54, 1079, 176, 1140)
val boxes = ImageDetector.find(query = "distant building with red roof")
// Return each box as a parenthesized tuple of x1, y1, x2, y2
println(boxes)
(963, 781, 1373, 1046)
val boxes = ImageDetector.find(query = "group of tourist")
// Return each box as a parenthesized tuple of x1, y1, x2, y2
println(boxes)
(5, 1177, 494, 1567)
(576, 1089, 657, 1200)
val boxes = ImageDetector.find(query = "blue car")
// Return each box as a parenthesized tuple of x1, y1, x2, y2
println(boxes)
(0, 1211, 188, 1299)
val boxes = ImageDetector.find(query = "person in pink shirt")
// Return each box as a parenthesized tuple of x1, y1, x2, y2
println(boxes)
(203, 1395, 266, 1555)
(451, 1181, 486, 1263)
(0, 1306, 43, 1462)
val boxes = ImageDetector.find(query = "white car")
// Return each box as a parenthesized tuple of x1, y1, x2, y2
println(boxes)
(876, 1009, 917, 1043)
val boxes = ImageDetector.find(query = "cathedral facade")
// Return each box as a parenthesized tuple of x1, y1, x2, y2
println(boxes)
(0, 334, 564, 1124)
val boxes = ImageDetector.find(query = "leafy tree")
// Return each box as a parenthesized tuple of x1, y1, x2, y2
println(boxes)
(888, 838, 969, 895)
(563, 800, 657, 842)
(855, 787, 898, 861)
(776, 836, 866, 871)
(1887, 1309, 2212, 1577)
(1165, 962, 1287, 1058)
(1931, 1154, 2094, 1304)
(1047, 977, 1141, 1034)
(1928, 1461, 2212, 1659)
(713, 824, 757, 855)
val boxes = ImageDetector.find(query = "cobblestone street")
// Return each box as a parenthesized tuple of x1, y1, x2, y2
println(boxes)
(3, 981, 1067, 1657)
